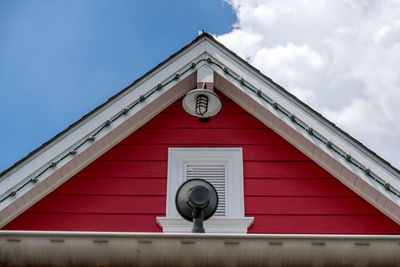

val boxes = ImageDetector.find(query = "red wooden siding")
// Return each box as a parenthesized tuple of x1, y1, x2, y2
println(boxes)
(3, 90, 400, 234)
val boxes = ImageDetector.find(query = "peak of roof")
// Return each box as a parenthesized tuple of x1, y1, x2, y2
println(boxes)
(0, 32, 211, 179)
(3, 32, 399, 178)
(1, 32, 400, 228)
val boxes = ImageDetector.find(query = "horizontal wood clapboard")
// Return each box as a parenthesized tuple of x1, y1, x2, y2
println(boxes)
(4, 91, 400, 234)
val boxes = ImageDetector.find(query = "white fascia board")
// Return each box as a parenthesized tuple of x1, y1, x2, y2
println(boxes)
(210, 72, 400, 224)
(2, 230, 400, 266)
(203, 39, 400, 205)
(211, 68, 400, 220)
(207, 38, 399, 177)
(0, 38, 209, 222)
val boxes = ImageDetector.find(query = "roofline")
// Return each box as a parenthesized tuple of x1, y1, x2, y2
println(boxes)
(3, 32, 399, 180)
(4, 229, 400, 239)
(2, 230, 400, 266)
(205, 33, 400, 176)
(0, 34, 207, 179)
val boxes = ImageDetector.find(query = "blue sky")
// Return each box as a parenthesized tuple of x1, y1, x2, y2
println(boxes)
(0, 0, 236, 172)
(2, 0, 400, 173)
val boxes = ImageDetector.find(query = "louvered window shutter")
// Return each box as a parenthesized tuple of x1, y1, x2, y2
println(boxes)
(186, 164, 226, 216)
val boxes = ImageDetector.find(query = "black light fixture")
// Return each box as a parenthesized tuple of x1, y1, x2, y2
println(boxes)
(175, 179, 218, 233)
(182, 83, 222, 122)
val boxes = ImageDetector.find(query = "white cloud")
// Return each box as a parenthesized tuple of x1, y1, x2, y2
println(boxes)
(216, 29, 263, 60)
(289, 86, 316, 105)
(251, 43, 323, 104)
(217, 0, 400, 168)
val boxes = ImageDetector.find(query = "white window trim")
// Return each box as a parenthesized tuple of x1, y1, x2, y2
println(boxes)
(156, 147, 253, 233)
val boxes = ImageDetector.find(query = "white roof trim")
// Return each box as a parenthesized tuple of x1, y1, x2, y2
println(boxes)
(0, 38, 206, 226)
(200, 40, 400, 223)
(1, 34, 400, 228)
(2, 231, 400, 266)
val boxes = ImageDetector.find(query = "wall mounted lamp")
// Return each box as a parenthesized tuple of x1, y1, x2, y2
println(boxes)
(175, 179, 218, 233)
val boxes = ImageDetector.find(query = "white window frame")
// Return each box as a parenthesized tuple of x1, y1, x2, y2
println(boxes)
(156, 147, 253, 233)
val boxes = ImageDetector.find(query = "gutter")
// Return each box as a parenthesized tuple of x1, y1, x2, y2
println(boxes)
(1, 231, 400, 266)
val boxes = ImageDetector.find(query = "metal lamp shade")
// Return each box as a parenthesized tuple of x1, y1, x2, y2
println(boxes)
(182, 89, 222, 118)
(175, 179, 219, 222)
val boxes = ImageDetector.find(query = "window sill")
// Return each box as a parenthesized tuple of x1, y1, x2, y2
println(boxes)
(156, 217, 254, 233)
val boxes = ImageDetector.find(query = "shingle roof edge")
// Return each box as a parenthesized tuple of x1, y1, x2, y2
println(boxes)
(0, 34, 206, 179)
(1, 32, 399, 179)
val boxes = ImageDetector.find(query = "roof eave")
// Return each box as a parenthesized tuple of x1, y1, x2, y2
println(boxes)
(2, 230, 400, 266)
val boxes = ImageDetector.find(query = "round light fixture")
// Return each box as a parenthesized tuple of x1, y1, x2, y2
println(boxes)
(175, 179, 219, 233)
(182, 89, 222, 119)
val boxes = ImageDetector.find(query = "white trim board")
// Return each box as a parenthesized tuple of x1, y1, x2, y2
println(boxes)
(157, 148, 253, 233)
(165, 148, 245, 218)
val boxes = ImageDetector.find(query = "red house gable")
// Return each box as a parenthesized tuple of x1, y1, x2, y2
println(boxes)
(1, 33, 400, 236)
(3, 91, 400, 234)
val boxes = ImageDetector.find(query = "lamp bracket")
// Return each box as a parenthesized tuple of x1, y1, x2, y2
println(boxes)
(197, 64, 213, 84)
